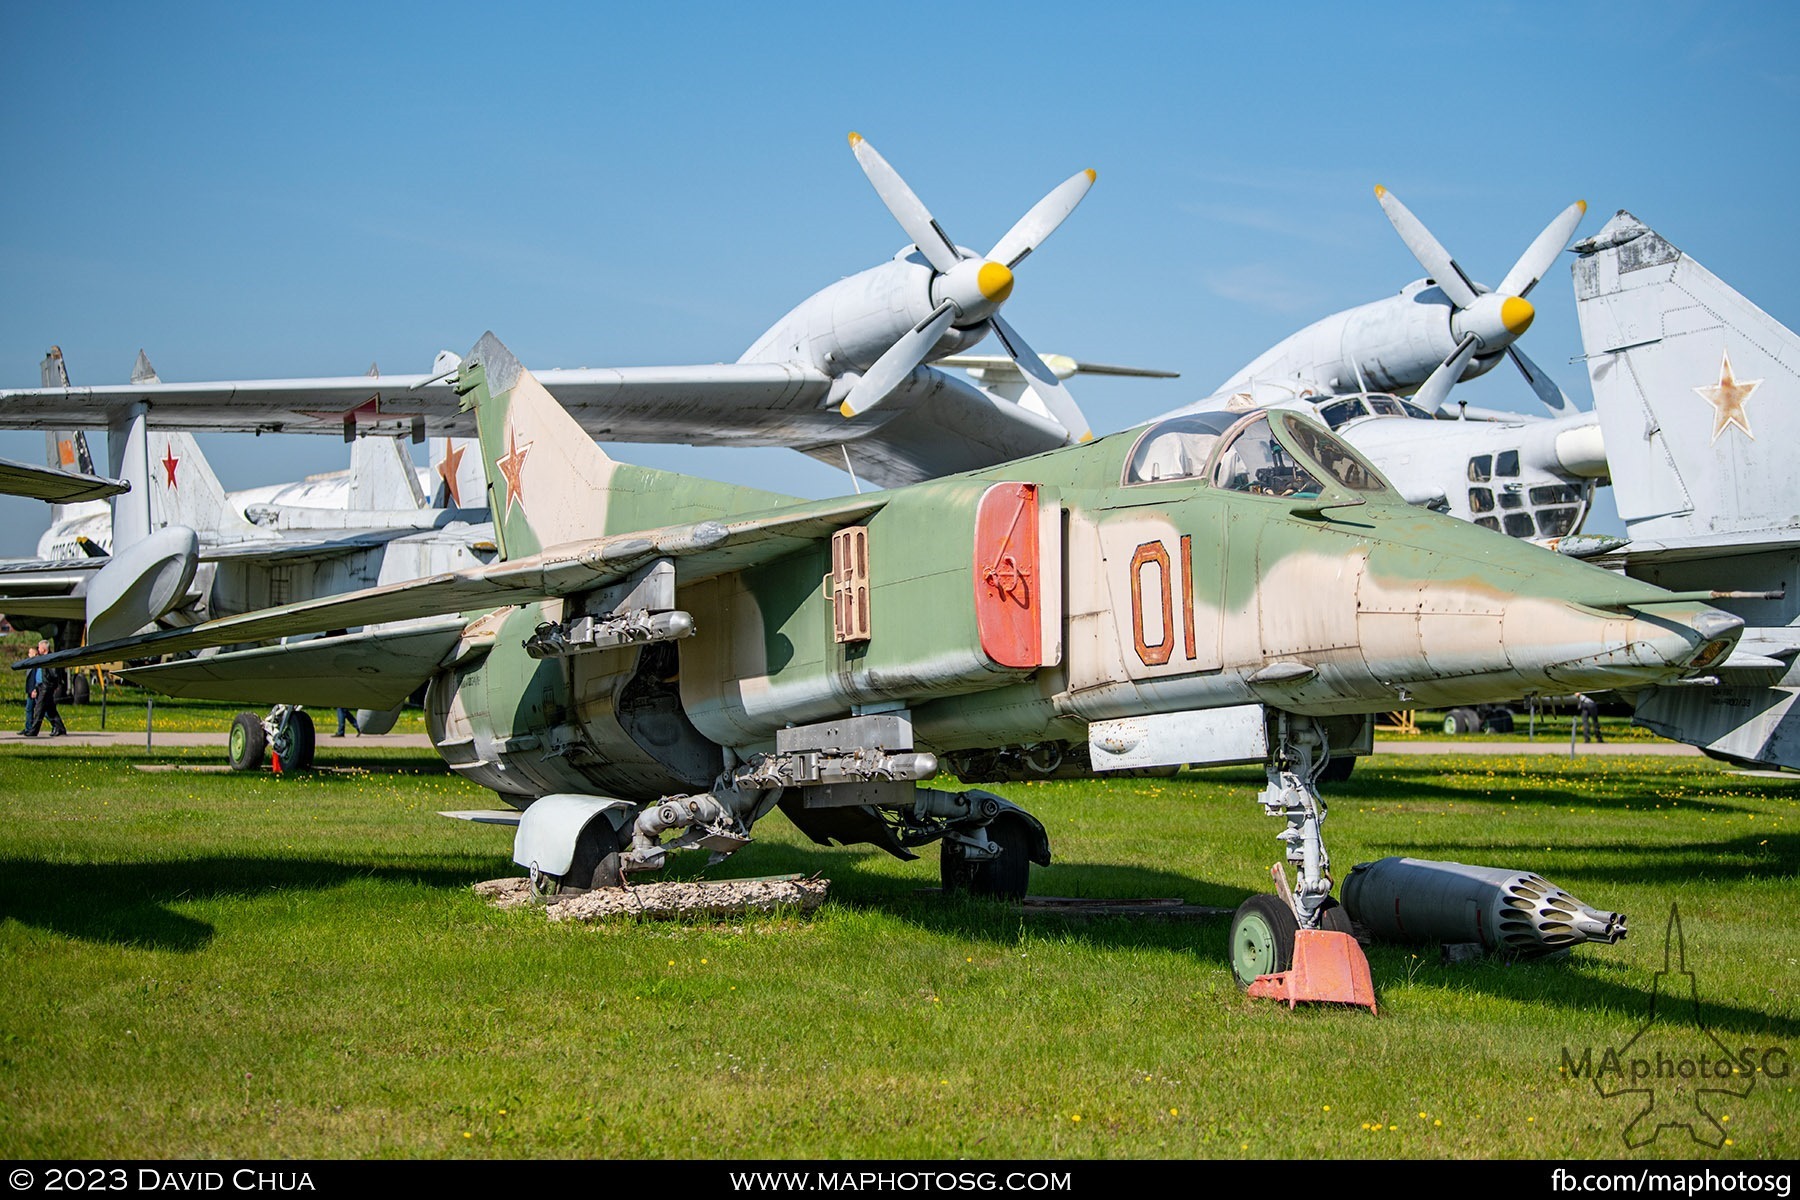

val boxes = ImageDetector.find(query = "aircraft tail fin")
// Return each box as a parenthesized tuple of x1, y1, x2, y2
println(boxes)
(94, 352, 256, 548)
(1574, 211, 1800, 544)
(347, 436, 427, 511)
(119, 427, 260, 541)
(427, 436, 484, 510)
(40, 347, 102, 527)
(456, 332, 798, 559)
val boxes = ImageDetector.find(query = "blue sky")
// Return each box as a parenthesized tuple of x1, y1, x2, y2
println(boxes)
(3, 0, 1797, 553)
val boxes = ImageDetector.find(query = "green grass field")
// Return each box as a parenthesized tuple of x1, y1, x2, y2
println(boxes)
(0, 742, 1793, 1160)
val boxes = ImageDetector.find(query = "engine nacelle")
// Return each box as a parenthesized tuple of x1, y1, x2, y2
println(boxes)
(739, 256, 987, 376)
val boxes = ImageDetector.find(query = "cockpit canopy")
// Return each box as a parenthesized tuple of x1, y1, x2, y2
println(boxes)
(1317, 392, 1435, 429)
(1124, 410, 1395, 499)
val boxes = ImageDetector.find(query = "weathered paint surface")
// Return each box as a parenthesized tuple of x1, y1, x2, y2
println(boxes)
(452, 346, 1735, 776)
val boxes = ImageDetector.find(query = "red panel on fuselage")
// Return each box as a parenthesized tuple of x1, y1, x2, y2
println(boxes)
(974, 482, 1041, 668)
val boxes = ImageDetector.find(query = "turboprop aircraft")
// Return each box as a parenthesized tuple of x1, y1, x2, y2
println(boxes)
(1572, 210, 1800, 769)
(0, 137, 1175, 490)
(1159, 186, 1611, 540)
(31, 331, 1746, 1004)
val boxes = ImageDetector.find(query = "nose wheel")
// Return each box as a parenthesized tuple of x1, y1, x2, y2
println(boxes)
(1230, 893, 1297, 986)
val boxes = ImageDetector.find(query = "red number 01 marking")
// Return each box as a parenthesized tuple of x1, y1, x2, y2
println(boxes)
(1130, 536, 1197, 668)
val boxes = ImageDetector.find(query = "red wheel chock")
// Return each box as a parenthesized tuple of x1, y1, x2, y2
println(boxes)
(1247, 929, 1378, 1013)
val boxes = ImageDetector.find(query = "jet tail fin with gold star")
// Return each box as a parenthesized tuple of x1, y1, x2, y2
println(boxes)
(1574, 211, 1797, 550)
(1575, 214, 1800, 769)
(455, 332, 802, 560)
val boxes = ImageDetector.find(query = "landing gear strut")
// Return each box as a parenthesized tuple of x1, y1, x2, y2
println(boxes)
(1232, 713, 1376, 1011)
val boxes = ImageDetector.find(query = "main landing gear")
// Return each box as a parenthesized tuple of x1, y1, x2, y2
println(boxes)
(1229, 713, 1377, 1012)
(228, 705, 315, 773)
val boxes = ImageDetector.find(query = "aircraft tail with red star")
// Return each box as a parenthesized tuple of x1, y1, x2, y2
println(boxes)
(1574, 211, 1798, 548)
(427, 436, 484, 512)
(457, 332, 799, 561)
(109, 351, 262, 547)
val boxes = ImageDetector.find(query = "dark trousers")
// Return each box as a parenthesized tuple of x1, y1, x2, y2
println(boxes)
(25, 692, 65, 736)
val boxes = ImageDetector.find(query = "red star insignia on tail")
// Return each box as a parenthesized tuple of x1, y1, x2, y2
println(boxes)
(436, 442, 466, 507)
(496, 428, 532, 517)
(161, 443, 180, 488)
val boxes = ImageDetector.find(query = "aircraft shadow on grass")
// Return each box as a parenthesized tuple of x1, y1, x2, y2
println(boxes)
(1396, 831, 1799, 890)
(5, 835, 1791, 1036)
(0, 854, 498, 953)
(672, 841, 1800, 1035)
(1195, 766, 1797, 817)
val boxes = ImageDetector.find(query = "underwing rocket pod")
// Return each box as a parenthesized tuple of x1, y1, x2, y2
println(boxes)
(1341, 857, 1626, 957)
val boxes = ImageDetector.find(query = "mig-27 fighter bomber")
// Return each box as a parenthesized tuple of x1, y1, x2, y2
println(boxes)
(31, 333, 1747, 1006)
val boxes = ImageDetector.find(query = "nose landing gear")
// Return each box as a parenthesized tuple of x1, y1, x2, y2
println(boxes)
(1231, 714, 1377, 1012)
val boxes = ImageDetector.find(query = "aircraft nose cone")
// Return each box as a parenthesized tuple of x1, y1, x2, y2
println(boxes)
(1692, 608, 1745, 643)
(1522, 600, 1745, 691)
(978, 261, 1015, 303)
(1500, 295, 1535, 336)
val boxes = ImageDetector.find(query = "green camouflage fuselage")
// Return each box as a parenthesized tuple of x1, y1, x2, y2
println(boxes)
(436, 366, 1731, 802)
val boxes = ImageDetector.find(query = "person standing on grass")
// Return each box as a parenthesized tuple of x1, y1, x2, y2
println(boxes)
(17, 641, 38, 734)
(23, 640, 68, 737)
(1576, 692, 1603, 743)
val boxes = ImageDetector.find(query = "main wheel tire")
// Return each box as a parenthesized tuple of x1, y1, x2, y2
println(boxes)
(940, 813, 1033, 901)
(564, 818, 627, 891)
(1317, 755, 1355, 784)
(228, 712, 267, 772)
(1316, 896, 1355, 936)
(1230, 893, 1299, 988)
(1483, 710, 1515, 734)
(70, 674, 91, 706)
(1443, 708, 1479, 735)
(282, 710, 316, 773)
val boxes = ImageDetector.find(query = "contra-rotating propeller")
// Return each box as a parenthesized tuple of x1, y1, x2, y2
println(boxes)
(842, 132, 1097, 443)
(1375, 185, 1586, 417)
